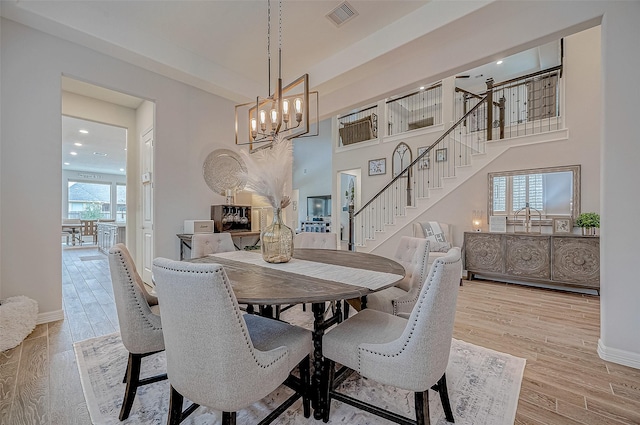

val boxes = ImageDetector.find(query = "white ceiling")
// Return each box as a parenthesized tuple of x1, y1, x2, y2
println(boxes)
(62, 115, 128, 176)
(4, 0, 559, 175)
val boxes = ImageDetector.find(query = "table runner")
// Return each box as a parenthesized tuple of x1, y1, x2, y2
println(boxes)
(209, 250, 403, 291)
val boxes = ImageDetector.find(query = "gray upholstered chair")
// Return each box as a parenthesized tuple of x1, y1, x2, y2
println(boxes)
(322, 247, 463, 425)
(294, 232, 338, 250)
(152, 258, 312, 425)
(108, 243, 166, 421)
(365, 236, 430, 316)
(190, 232, 235, 259)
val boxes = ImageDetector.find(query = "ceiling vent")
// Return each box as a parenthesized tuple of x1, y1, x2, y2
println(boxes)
(326, 1, 358, 27)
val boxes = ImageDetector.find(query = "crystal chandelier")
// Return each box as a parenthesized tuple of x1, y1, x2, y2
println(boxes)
(235, 0, 318, 148)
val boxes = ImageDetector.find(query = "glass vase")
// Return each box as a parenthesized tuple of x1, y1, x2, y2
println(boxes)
(261, 208, 294, 263)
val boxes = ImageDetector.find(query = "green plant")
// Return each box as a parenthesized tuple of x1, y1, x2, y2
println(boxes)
(576, 212, 600, 228)
(80, 203, 102, 220)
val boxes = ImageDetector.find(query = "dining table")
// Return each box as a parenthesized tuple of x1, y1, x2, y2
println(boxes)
(189, 248, 406, 420)
(61, 223, 82, 246)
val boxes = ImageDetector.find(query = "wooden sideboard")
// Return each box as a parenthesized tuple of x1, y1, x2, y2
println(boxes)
(463, 232, 599, 292)
(97, 222, 126, 254)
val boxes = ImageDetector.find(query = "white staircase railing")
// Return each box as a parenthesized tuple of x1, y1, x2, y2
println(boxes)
(350, 98, 488, 248)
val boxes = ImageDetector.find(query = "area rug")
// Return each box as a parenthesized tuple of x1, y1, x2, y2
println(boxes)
(75, 309, 525, 425)
(0, 295, 38, 352)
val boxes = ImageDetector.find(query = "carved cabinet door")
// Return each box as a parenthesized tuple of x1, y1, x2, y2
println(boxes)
(464, 233, 503, 273)
(505, 235, 550, 279)
(552, 237, 600, 287)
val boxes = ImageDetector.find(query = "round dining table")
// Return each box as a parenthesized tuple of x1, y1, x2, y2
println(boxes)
(190, 248, 406, 420)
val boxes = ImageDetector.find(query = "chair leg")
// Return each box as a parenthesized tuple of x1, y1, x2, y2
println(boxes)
(222, 412, 236, 425)
(323, 359, 336, 423)
(167, 385, 184, 425)
(120, 352, 142, 420)
(415, 390, 430, 425)
(434, 374, 455, 423)
(299, 355, 311, 418)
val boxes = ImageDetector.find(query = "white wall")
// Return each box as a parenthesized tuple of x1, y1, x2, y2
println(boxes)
(0, 18, 235, 318)
(293, 118, 333, 229)
(599, 2, 640, 368)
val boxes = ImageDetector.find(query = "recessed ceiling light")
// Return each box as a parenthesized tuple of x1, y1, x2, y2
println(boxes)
(74, 142, 83, 147)
(120, 168, 125, 172)
(64, 162, 70, 166)
(70, 151, 78, 156)
(419, 86, 425, 90)
(79, 129, 89, 134)
(93, 152, 107, 157)
(496, 60, 503, 65)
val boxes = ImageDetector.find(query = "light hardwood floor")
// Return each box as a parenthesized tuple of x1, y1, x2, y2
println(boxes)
(1, 247, 639, 424)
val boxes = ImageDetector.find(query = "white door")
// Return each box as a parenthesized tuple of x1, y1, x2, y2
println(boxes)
(141, 127, 154, 284)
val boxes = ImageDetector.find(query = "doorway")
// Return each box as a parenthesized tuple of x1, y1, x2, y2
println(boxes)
(338, 169, 360, 249)
(61, 76, 155, 283)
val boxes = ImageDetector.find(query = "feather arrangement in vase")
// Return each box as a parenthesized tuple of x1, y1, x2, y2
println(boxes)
(238, 135, 294, 263)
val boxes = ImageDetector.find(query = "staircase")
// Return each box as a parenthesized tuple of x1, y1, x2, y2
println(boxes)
(350, 97, 568, 257)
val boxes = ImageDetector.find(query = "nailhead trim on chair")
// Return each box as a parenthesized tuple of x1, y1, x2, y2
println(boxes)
(358, 255, 458, 366)
(392, 240, 430, 316)
(153, 262, 289, 369)
(111, 250, 162, 331)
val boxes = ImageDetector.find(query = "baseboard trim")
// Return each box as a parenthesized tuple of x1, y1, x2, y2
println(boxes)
(37, 309, 64, 324)
(598, 339, 640, 369)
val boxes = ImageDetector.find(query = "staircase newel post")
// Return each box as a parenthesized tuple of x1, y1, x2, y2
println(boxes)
(486, 78, 494, 141)
(348, 204, 355, 251)
(499, 96, 506, 139)
(406, 170, 412, 207)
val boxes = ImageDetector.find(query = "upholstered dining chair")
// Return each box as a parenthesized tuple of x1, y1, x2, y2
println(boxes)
(322, 247, 463, 425)
(294, 232, 338, 250)
(152, 258, 312, 425)
(364, 236, 430, 316)
(190, 232, 235, 259)
(108, 243, 166, 421)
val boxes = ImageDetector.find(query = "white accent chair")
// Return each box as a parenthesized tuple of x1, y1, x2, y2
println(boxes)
(107, 243, 166, 421)
(322, 247, 463, 425)
(190, 232, 235, 259)
(365, 236, 430, 316)
(294, 232, 338, 250)
(152, 258, 313, 425)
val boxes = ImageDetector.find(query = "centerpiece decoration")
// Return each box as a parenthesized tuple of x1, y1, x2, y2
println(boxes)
(239, 134, 294, 263)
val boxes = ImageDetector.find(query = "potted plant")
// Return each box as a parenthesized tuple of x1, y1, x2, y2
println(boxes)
(576, 212, 600, 236)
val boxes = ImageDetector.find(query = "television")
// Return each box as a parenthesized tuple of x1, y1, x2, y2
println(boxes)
(307, 195, 331, 218)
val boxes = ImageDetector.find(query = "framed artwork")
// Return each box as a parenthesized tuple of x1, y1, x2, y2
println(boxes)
(553, 217, 572, 234)
(489, 215, 507, 233)
(435, 148, 447, 162)
(368, 158, 386, 176)
(417, 147, 430, 170)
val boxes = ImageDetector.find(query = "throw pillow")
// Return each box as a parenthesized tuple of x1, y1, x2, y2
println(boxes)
(430, 240, 452, 253)
(420, 221, 449, 252)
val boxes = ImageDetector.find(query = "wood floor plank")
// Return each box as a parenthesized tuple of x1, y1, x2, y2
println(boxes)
(556, 399, 629, 425)
(0, 359, 19, 423)
(49, 350, 91, 425)
(10, 336, 49, 425)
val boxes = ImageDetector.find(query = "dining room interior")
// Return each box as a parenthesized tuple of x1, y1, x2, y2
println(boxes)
(1, 1, 640, 425)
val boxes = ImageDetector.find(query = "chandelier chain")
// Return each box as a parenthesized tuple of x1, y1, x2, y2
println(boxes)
(278, 0, 282, 79)
(267, 0, 271, 95)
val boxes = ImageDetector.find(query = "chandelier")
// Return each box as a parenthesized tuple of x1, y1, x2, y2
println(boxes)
(235, 0, 318, 148)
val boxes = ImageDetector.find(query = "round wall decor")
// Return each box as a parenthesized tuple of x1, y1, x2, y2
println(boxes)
(202, 149, 247, 194)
